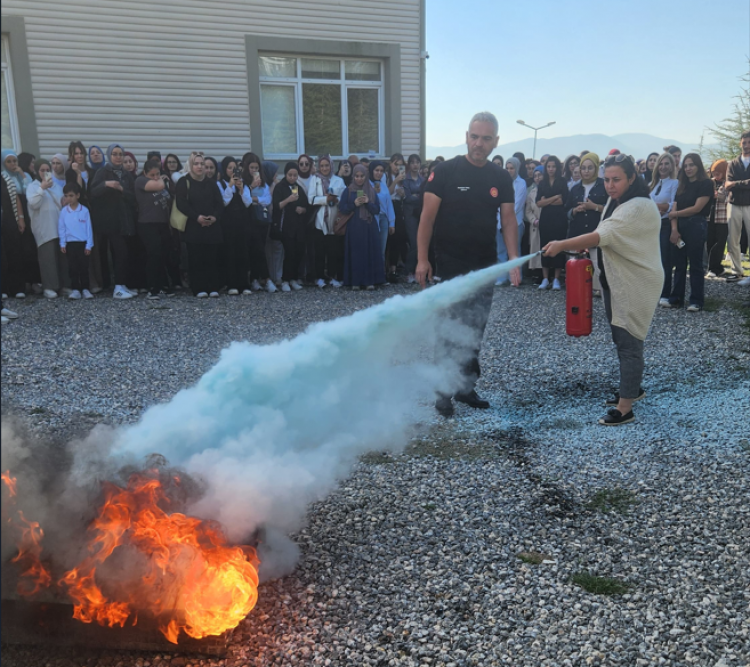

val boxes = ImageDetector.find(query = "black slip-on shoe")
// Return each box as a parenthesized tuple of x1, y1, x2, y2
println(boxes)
(725, 274, 741, 283)
(598, 408, 635, 426)
(454, 390, 490, 409)
(605, 388, 646, 407)
(435, 396, 454, 417)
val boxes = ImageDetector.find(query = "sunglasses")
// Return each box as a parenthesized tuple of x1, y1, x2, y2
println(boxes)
(299, 161, 310, 166)
(604, 154, 633, 166)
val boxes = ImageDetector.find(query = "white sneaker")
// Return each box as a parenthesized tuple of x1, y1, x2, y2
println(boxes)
(352, 285, 360, 291)
(1, 293, 7, 299)
(265, 279, 277, 293)
(113, 286, 134, 300)
(43, 289, 58, 299)
(407, 274, 416, 284)
(242, 288, 253, 295)
(1, 315, 8, 324)
(69, 290, 82, 300)
(1, 307, 18, 319)
(538, 279, 550, 290)
(196, 292, 208, 299)
(366, 285, 375, 291)
(14, 292, 26, 299)
(290, 280, 303, 291)
(209, 291, 220, 298)
(316, 278, 326, 289)
(82, 289, 94, 299)
(228, 288, 239, 296)
(124, 286, 138, 296)
(552, 278, 562, 290)
(658, 298, 671, 308)
(737, 276, 750, 286)
(686, 304, 702, 312)
(281, 281, 291, 292)
(329, 278, 343, 288)
(251, 279, 262, 291)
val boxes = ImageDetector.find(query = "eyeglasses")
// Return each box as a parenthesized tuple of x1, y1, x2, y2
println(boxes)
(604, 154, 633, 166)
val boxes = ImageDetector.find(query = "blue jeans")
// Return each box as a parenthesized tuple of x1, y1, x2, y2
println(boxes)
(377, 213, 389, 264)
(669, 216, 707, 308)
(659, 219, 673, 299)
(495, 222, 525, 282)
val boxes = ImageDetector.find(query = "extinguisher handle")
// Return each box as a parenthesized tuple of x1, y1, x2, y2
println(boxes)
(564, 249, 590, 258)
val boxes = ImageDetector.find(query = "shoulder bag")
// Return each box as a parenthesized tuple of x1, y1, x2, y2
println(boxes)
(170, 179, 189, 232)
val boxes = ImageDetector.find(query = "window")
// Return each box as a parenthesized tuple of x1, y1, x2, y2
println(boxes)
(259, 55, 383, 160)
(1, 37, 20, 152)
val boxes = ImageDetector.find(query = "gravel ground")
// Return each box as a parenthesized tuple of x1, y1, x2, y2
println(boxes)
(2, 275, 749, 667)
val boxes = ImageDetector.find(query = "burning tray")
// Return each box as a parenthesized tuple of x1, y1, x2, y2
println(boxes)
(1, 598, 232, 656)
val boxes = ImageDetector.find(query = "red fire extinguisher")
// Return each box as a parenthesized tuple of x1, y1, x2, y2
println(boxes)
(566, 254, 594, 337)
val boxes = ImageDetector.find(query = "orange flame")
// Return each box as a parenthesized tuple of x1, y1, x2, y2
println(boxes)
(2, 470, 53, 596)
(60, 471, 260, 643)
(2, 469, 17, 497)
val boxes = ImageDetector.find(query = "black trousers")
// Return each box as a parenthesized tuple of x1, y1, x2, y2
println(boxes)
(97, 232, 129, 287)
(282, 231, 305, 283)
(435, 254, 494, 395)
(187, 243, 221, 295)
(138, 223, 175, 292)
(126, 234, 149, 289)
(312, 228, 344, 281)
(223, 220, 249, 291)
(248, 224, 270, 282)
(1, 224, 25, 295)
(66, 242, 90, 292)
(387, 199, 407, 269)
(706, 221, 728, 275)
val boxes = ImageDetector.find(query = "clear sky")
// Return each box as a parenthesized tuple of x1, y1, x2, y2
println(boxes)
(425, 0, 750, 148)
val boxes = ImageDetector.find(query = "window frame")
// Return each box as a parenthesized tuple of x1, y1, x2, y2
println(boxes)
(258, 55, 384, 161)
(245, 35, 401, 163)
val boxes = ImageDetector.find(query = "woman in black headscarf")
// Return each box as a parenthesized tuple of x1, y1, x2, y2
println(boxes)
(271, 161, 310, 292)
(89, 143, 137, 298)
(339, 163, 383, 289)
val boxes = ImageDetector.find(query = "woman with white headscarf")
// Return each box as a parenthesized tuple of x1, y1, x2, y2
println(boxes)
(175, 152, 224, 298)
(26, 159, 67, 298)
(89, 143, 137, 299)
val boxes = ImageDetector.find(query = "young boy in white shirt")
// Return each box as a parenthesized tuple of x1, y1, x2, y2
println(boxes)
(58, 183, 94, 300)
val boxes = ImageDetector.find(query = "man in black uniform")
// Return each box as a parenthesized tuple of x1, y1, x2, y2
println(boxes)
(416, 112, 519, 417)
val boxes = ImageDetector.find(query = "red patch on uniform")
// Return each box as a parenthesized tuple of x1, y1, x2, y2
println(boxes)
(428, 172, 435, 182)
(490, 187, 498, 198)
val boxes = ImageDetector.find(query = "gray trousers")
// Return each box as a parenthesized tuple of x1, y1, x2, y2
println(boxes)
(37, 239, 68, 292)
(602, 288, 644, 400)
(265, 238, 284, 283)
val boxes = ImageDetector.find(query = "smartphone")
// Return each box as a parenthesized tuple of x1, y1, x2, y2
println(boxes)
(44, 172, 52, 183)
(399, 165, 406, 175)
(291, 185, 299, 195)
(357, 190, 364, 199)
(233, 167, 243, 178)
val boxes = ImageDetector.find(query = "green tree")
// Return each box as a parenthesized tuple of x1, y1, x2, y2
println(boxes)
(706, 61, 750, 162)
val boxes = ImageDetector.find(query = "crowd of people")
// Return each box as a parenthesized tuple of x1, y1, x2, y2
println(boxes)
(1, 133, 749, 323)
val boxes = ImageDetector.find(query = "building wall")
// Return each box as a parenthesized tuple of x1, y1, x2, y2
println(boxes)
(2, 0, 421, 161)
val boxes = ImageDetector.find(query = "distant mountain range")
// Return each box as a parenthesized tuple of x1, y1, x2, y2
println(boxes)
(426, 133, 711, 161)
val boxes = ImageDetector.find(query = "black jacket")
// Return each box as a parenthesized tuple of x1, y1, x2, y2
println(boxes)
(727, 155, 750, 207)
(565, 178, 608, 234)
(176, 175, 224, 245)
(89, 165, 136, 236)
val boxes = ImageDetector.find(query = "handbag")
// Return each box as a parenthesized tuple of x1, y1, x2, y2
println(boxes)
(252, 203, 271, 224)
(333, 210, 353, 236)
(169, 179, 189, 232)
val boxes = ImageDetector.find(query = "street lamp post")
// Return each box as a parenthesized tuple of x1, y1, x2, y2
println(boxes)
(517, 120, 556, 159)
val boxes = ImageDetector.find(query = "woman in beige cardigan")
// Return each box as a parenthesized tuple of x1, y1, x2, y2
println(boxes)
(543, 154, 662, 426)
(524, 165, 544, 270)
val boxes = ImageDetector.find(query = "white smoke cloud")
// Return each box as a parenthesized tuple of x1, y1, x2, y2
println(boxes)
(107, 255, 534, 577)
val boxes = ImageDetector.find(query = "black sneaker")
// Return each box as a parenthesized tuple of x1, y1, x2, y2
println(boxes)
(605, 388, 646, 407)
(598, 408, 635, 426)
(435, 396, 454, 417)
(454, 390, 490, 409)
(725, 274, 740, 283)
(147, 290, 160, 300)
(161, 287, 176, 297)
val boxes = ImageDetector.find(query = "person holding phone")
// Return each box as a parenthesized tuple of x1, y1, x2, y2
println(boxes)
(338, 163, 382, 290)
(26, 159, 66, 299)
(649, 152, 679, 306)
(272, 162, 310, 292)
(536, 155, 569, 290)
(217, 156, 252, 296)
(66, 141, 94, 204)
(369, 161, 396, 266)
(241, 152, 274, 292)
(175, 152, 224, 298)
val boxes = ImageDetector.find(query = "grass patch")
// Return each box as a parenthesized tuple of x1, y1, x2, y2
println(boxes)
(571, 571, 630, 595)
(359, 451, 393, 465)
(702, 297, 723, 312)
(517, 551, 552, 565)
(28, 407, 47, 415)
(586, 487, 638, 514)
(423, 503, 436, 511)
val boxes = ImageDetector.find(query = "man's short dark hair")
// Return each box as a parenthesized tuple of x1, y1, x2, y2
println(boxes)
(63, 182, 81, 196)
(741, 130, 750, 141)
